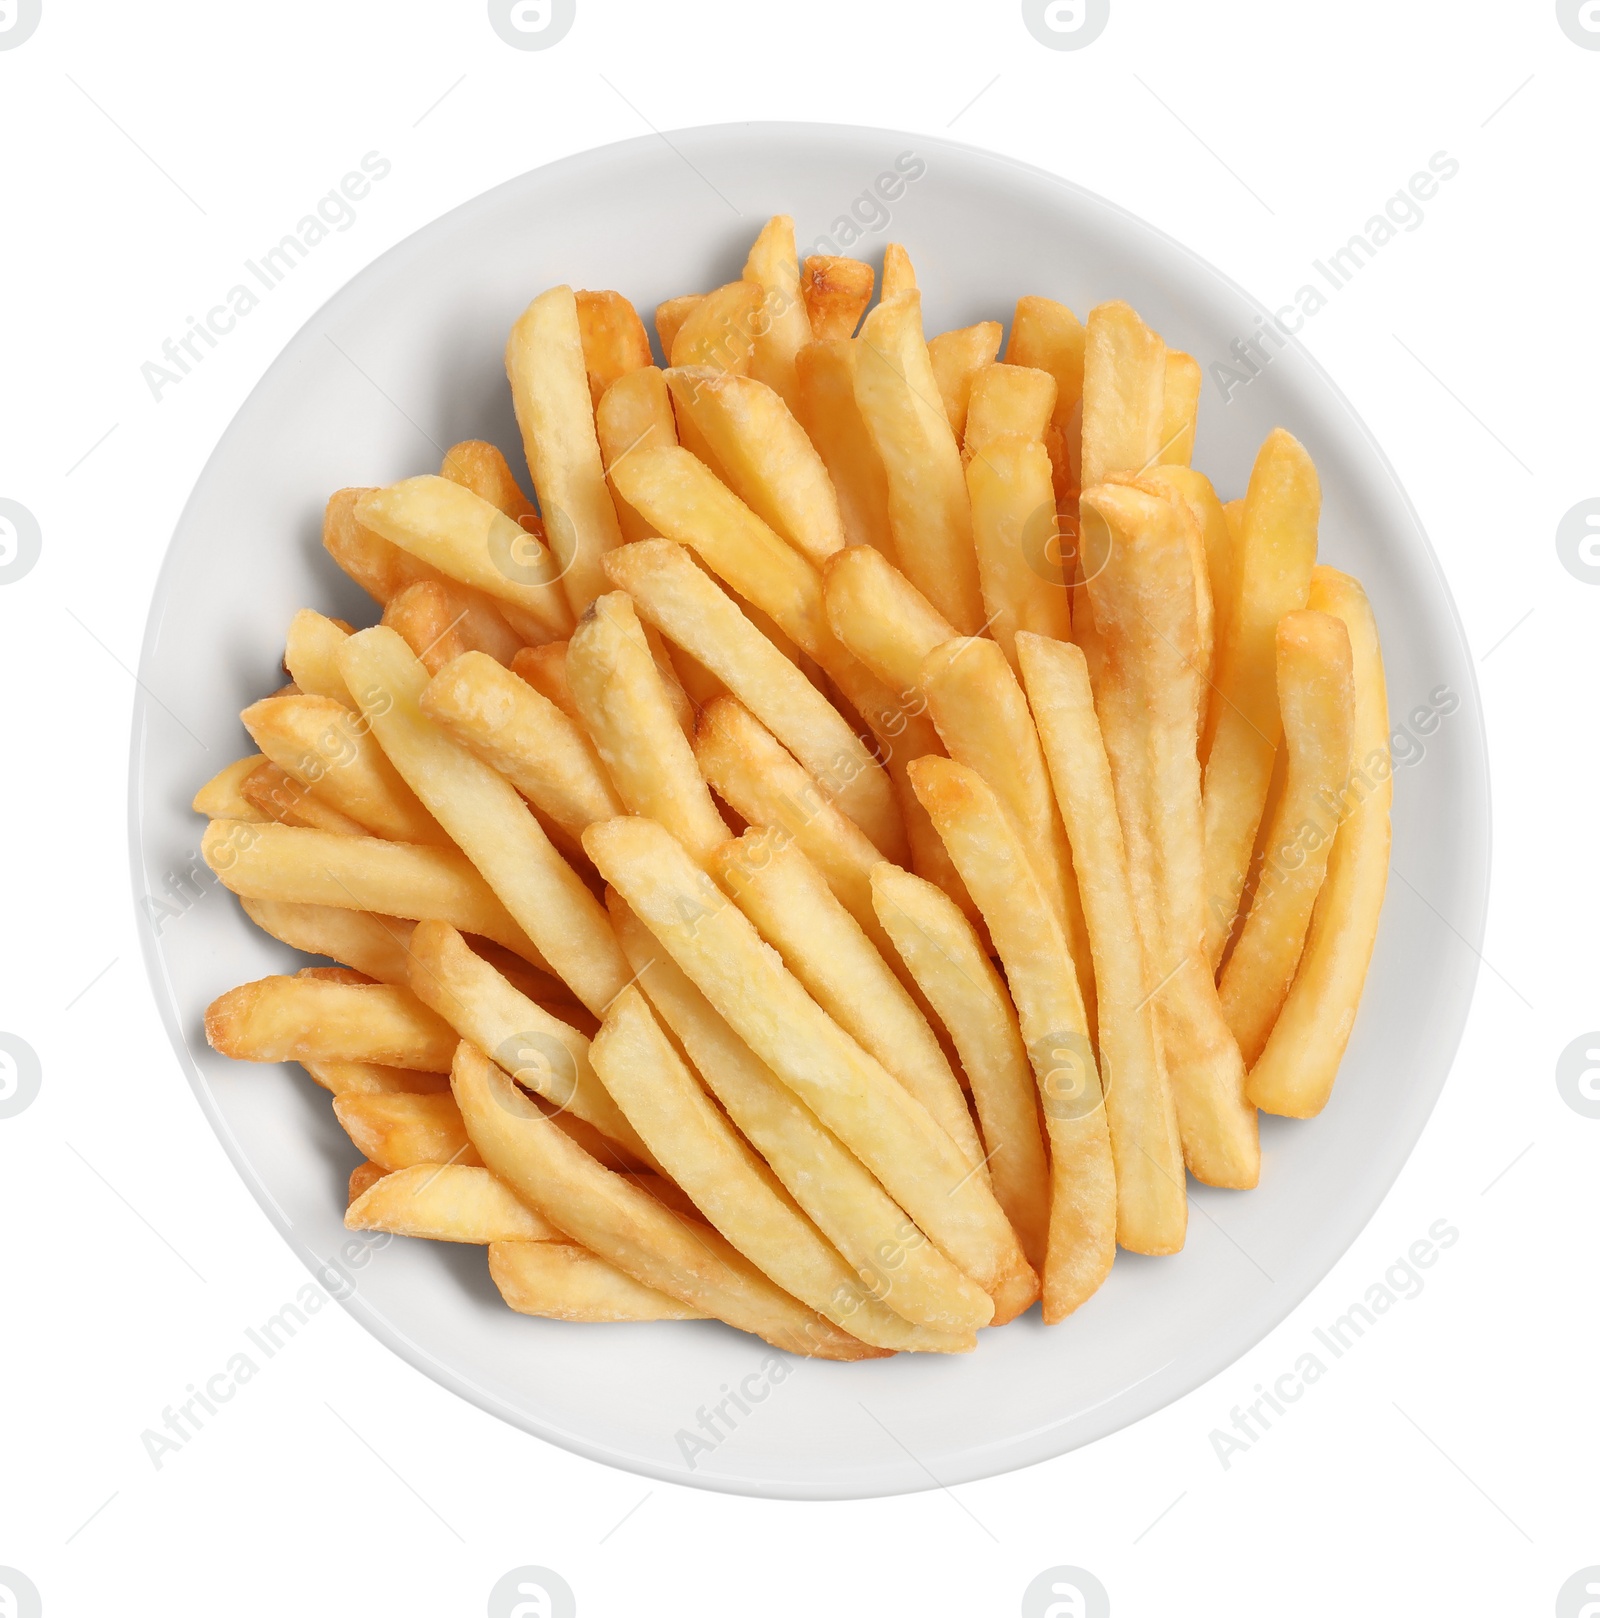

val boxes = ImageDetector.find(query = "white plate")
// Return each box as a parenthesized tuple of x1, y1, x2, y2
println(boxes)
(130, 123, 1490, 1500)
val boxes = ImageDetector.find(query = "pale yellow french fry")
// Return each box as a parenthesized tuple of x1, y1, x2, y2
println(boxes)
(1157, 350, 1202, 466)
(453, 1041, 881, 1358)
(654, 294, 703, 359)
(1200, 429, 1320, 964)
(566, 592, 728, 864)
(1220, 611, 1354, 1062)
(334, 1089, 481, 1171)
(574, 289, 653, 409)
(1080, 301, 1166, 490)
(909, 757, 1113, 1321)
(921, 636, 1096, 1033)
(1247, 569, 1389, 1116)
(193, 755, 270, 820)
(880, 242, 916, 298)
(821, 543, 954, 695)
(349, 1160, 388, 1202)
(927, 321, 1003, 440)
(584, 815, 1032, 1314)
(1142, 465, 1231, 714)
(800, 255, 874, 340)
(240, 762, 367, 834)
(284, 610, 355, 704)
(869, 861, 1051, 1270)
(741, 215, 813, 412)
(963, 362, 1058, 461)
(490, 1240, 707, 1322)
(712, 828, 985, 1171)
(205, 975, 458, 1070)
(794, 339, 896, 559)
(338, 627, 628, 1016)
(382, 579, 529, 673)
(669, 280, 765, 374)
(608, 893, 994, 1334)
(966, 434, 1072, 670)
(304, 1059, 449, 1097)
(440, 440, 539, 524)
(202, 820, 548, 965)
(854, 292, 984, 632)
(356, 476, 571, 640)
(596, 365, 678, 544)
(324, 487, 431, 605)
(1005, 296, 1087, 505)
(240, 898, 412, 985)
(1082, 482, 1259, 1188)
(420, 650, 623, 846)
(593, 988, 970, 1353)
(603, 539, 904, 860)
(1016, 633, 1187, 1255)
(346, 1162, 559, 1243)
(506, 285, 625, 617)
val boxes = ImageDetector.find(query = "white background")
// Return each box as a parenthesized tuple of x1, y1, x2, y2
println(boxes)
(0, 2, 1593, 1613)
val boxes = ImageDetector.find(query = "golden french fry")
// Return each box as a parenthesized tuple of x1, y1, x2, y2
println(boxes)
(240, 898, 412, 984)
(608, 893, 993, 1334)
(205, 975, 458, 1070)
(927, 321, 1003, 440)
(507, 285, 625, 617)
(348, 1160, 388, 1202)
(1223, 496, 1245, 544)
(339, 627, 629, 1016)
(346, 1161, 559, 1243)
(1247, 570, 1390, 1116)
(284, 610, 355, 704)
(1081, 301, 1166, 490)
(574, 289, 653, 409)
(880, 242, 916, 298)
(334, 1089, 481, 1171)
(966, 434, 1072, 669)
(420, 650, 622, 846)
(489, 1240, 707, 1322)
(324, 487, 434, 605)
(794, 339, 895, 558)
(1016, 633, 1187, 1254)
(653, 294, 703, 356)
(1082, 481, 1259, 1188)
(583, 814, 1030, 1310)
(742, 215, 813, 412)
(452, 1040, 880, 1357)
(712, 827, 985, 1170)
(670, 279, 765, 374)
(241, 762, 367, 833)
(440, 440, 539, 523)
(909, 756, 1114, 1322)
(801, 255, 874, 340)
(1220, 611, 1355, 1062)
(869, 861, 1051, 1269)
(596, 365, 678, 544)
(1157, 350, 1202, 466)
(593, 987, 971, 1353)
(854, 292, 984, 632)
(512, 642, 580, 721)
(964, 362, 1058, 461)
(382, 579, 529, 673)
(203, 819, 547, 965)
(1200, 429, 1320, 964)
(305, 1059, 448, 1097)
(821, 543, 954, 695)
(1005, 296, 1087, 504)
(1143, 465, 1231, 715)
(193, 755, 270, 820)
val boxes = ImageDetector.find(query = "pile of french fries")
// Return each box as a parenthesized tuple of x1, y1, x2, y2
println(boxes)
(197, 216, 1391, 1359)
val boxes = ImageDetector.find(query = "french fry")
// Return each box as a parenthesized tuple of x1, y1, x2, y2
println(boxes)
(346, 1162, 559, 1243)
(920, 637, 1096, 1032)
(1082, 482, 1259, 1188)
(420, 650, 623, 846)
(1200, 429, 1320, 965)
(240, 762, 367, 834)
(205, 975, 458, 1070)
(489, 1240, 707, 1322)
(1004, 296, 1087, 504)
(348, 1160, 388, 1202)
(965, 434, 1073, 669)
(566, 592, 729, 863)
(574, 289, 653, 409)
(593, 988, 972, 1353)
(284, 610, 355, 704)
(794, 340, 896, 558)
(664, 369, 845, 565)
(742, 215, 813, 412)
(1157, 350, 1202, 466)
(1220, 611, 1355, 1062)
(822, 543, 954, 695)
(669, 280, 764, 374)
(596, 365, 677, 544)
(305, 1059, 449, 1097)
(323, 487, 432, 605)
(909, 756, 1115, 1321)
(193, 755, 270, 820)
(239, 898, 413, 985)
(1080, 301, 1166, 490)
(382, 579, 528, 673)
(512, 642, 581, 722)
(334, 1089, 481, 1171)
(927, 321, 1003, 440)
(964, 363, 1058, 461)
(800, 255, 874, 340)
(881, 242, 916, 298)
(609, 893, 994, 1334)
(1143, 464, 1231, 713)
(603, 539, 903, 859)
(653, 294, 703, 359)
(583, 814, 1032, 1311)
(440, 440, 539, 524)
(201, 819, 548, 966)
(452, 1041, 880, 1358)
(1016, 633, 1187, 1254)
(338, 627, 629, 1016)
(854, 292, 985, 633)
(506, 285, 626, 617)
(712, 828, 985, 1170)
